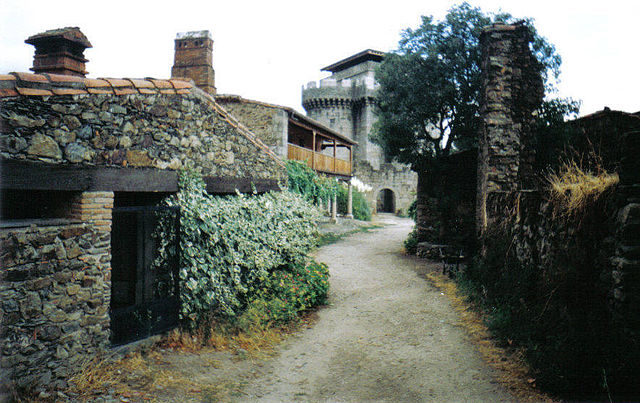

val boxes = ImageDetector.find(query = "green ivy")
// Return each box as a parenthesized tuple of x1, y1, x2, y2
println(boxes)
(155, 170, 321, 327)
(285, 160, 337, 203)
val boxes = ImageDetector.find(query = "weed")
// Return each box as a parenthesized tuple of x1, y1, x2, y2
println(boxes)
(547, 158, 618, 219)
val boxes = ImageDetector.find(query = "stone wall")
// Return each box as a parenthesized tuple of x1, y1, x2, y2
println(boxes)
(1, 191, 113, 393)
(354, 160, 417, 215)
(215, 96, 288, 159)
(0, 73, 286, 183)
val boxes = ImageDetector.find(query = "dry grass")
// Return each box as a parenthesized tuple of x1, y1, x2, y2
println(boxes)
(67, 350, 198, 401)
(425, 271, 557, 403)
(547, 159, 618, 218)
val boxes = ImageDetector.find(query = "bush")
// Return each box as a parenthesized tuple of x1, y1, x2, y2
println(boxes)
(336, 184, 372, 221)
(239, 259, 330, 328)
(407, 199, 417, 221)
(404, 227, 419, 254)
(156, 170, 320, 327)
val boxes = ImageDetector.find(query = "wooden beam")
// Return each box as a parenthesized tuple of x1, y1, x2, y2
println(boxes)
(1, 160, 282, 194)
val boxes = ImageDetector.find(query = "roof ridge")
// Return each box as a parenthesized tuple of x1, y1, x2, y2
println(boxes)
(0, 72, 193, 98)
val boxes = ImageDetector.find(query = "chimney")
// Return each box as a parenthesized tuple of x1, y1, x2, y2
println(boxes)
(171, 30, 216, 95)
(25, 27, 92, 77)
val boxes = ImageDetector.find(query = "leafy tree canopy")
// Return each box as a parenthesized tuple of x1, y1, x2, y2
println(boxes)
(373, 2, 578, 172)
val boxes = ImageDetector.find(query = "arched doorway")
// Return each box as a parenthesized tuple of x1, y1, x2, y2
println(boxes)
(376, 188, 395, 213)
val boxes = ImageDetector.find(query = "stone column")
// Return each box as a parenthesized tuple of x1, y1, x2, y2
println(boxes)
(476, 23, 543, 239)
(331, 193, 338, 222)
(346, 182, 354, 219)
(327, 196, 332, 215)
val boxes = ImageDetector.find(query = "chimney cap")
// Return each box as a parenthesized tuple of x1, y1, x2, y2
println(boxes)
(25, 27, 92, 48)
(175, 30, 212, 40)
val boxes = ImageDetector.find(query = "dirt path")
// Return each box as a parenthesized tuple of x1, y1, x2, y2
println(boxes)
(234, 215, 514, 402)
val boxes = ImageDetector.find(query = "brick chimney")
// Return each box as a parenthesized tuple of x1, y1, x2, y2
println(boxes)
(171, 30, 216, 95)
(25, 27, 92, 77)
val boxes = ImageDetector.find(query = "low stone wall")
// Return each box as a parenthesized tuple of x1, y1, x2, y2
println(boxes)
(0, 219, 111, 392)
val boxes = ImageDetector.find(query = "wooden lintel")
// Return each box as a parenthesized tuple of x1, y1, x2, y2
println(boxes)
(1, 160, 282, 194)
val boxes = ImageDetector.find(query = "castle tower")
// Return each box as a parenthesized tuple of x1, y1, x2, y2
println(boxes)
(302, 49, 383, 166)
(25, 27, 92, 77)
(171, 30, 216, 95)
(302, 50, 417, 215)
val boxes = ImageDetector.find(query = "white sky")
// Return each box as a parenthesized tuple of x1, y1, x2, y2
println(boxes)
(1, 0, 639, 116)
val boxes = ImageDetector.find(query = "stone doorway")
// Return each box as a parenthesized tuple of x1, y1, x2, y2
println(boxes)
(376, 188, 395, 213)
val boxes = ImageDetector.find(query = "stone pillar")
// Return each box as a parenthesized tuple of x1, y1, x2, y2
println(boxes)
(331, 193, 338, 222)
(476, 23, 544, 238)
(327, 196, 332, 215)
(346, 182, 354, 219)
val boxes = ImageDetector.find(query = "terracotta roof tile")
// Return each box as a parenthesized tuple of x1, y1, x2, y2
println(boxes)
(149, 79, 173, 89)
(169, 79, 192, 89)
(0, 88, 19, 97)
(12, 72, 49, 83)
(51, 88, 87, 96)
(45, 74, 85, 83)
(127, 79, 154, 89)
(159, 89, 176, 94)
(0, 74, 17, 81)
(114, 88, 137, 95)
(16, 87, 53, 96)
(137, 88, 156, 95)
(87, 88, 114, 95)
(176, 89, 190, 94)
(103, 78, 131, 87)
(85, 78, 110, 88)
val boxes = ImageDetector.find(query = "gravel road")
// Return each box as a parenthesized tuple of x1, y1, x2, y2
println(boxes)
(237, 215, 514, 402)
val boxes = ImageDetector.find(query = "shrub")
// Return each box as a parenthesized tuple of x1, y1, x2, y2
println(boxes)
(407, 199, 417, 221)
(404, 226, 419, 254)
(156, 170, 320, 327)
(336, 184, 372, 221)
(239, 259, 330, 328)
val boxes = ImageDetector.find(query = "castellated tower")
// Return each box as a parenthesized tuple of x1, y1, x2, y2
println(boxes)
(171, 30, 216, 95)
(302, 50, 417, 214)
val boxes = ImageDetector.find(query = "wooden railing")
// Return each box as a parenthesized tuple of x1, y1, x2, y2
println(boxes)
(287, 143, 351, 176)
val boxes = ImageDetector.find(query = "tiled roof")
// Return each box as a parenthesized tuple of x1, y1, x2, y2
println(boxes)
(0, 72, 193, 98)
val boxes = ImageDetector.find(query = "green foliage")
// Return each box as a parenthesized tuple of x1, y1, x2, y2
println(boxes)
(336, 184, 372, 221)
(285, 160, 337, 203)
(373, 2, 574, 171)
(404, 227, 419, 254)
(156, 170, 320, 327)
(407, 199, 417, 221)
(238, 259, 330, 328)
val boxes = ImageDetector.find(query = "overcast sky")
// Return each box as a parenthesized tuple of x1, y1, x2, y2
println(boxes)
(1, 0, 639, 116)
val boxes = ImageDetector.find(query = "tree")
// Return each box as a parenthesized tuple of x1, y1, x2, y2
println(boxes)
(374, 3, 578, 248)
(373, 2, 570, 172)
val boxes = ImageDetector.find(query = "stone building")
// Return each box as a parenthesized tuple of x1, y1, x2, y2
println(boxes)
(302, 50, 417, 214)
(216, 95, 358, 218)
(0, 27, 285, 394)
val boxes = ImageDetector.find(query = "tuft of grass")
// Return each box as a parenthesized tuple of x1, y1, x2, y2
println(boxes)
(547, 159, 618, 218)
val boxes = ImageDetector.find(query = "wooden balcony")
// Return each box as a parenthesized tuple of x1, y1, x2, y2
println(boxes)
(288, 143, 351, 176)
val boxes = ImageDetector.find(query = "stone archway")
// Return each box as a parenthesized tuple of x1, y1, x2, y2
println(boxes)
(376, 188, 395, 213)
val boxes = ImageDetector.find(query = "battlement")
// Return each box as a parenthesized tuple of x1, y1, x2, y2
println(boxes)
(303, 75, 377, 91)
